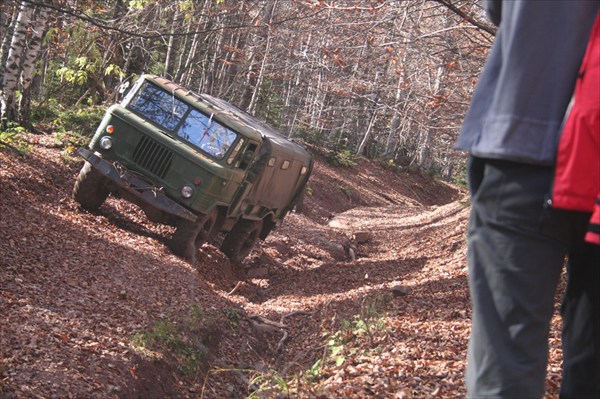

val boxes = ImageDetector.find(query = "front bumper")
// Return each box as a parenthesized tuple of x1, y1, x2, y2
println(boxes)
(77, 148, 197, 222)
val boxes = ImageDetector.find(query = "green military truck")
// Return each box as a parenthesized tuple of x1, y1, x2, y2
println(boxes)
(73, 74, 312, 264)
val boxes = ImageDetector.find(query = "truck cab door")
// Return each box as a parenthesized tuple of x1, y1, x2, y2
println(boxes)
(228, 142, 260, 217)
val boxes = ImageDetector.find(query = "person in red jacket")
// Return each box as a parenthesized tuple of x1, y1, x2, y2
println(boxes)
(549, 11, 600, 398)
(456, 1, 600, 397)
(553, 12, 600, 246)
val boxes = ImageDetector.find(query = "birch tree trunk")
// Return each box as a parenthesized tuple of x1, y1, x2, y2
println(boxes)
(18, 6, 50, 127)
(1, 4, 19, 75)
(1, 2, 33, 126)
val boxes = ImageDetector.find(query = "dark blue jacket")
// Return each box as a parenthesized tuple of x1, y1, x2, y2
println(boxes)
(456, 0, 599, 165)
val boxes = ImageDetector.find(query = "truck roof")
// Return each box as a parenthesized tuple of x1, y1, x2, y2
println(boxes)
(144, 75, 312, 163)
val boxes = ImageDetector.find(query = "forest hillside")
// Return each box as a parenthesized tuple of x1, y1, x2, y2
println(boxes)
(1, 1, 568, 398)
(0, 133, 566, 398)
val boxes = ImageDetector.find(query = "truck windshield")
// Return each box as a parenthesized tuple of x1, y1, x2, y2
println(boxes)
(127, 80, 238, 159)
(127, 81, 188, 131)
(177, 109, 238, 159)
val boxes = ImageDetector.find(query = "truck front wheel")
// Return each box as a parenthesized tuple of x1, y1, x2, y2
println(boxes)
(72, 161, 110, 211)
(169, 210, 218, 264)
(221, 219, 263, 264)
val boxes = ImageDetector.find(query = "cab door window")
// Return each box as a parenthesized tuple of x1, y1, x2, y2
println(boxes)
(237, 143, 258, 169)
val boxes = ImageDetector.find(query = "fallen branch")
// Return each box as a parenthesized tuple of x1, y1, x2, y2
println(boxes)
(227, 281, 244, 295)
(247, 314, 288, 331)
(245, 311, 316, 358)
(276, 311, 315, 355)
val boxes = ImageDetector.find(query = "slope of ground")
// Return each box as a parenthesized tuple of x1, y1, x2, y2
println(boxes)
(0, 134, 565, 398)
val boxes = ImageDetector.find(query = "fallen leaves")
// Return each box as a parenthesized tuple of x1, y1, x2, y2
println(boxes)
(0, 134, 565, 398)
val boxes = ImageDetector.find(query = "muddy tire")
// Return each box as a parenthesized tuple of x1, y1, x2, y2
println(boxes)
(169, 210, 218, 264)
(221, 219, 263, 264)
(72, 161, 110, 211)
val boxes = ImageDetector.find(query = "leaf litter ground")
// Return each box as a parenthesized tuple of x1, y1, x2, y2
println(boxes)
(0, 134, 565, 398)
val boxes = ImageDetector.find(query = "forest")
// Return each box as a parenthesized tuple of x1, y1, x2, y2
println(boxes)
(1, 0, 495, 180)
(1, 1, 575, 398)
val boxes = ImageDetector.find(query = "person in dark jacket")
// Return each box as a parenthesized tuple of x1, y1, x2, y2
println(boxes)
(456, 1, 600, 398)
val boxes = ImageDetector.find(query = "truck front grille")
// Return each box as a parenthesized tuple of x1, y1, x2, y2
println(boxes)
(132, 136, 174, 179)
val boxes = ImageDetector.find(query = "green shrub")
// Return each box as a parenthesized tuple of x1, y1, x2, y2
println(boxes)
(0, 121, 32, 153)
(33, 102, 104, 155)
(327, 147, 357, 168)
(31, 98, 61, 123)
(54, 105, 104, 134)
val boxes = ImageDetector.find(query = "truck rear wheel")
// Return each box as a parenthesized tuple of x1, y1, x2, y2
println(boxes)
(221, 219, 263, 264)
(169, 210, 218, 264)
(73, 161, 110, 211)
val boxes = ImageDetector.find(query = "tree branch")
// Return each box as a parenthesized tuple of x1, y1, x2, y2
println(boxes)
(16, 0, 326, 39)
(429, 0, 496, 36)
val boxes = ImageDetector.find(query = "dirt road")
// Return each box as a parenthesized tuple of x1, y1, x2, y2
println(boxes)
(0, 135, 564, 398)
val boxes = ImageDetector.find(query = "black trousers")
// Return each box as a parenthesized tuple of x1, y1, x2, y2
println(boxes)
(465, 156, 600, 398)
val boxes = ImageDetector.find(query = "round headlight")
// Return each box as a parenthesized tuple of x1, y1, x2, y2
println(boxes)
(181, 185, 194, 199)
(99, 136, 113, 150)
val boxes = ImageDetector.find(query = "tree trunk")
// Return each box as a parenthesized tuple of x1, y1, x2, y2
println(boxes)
(163, 5, 180, 80)
(18, 6, 49, 128)
(240, 0, 277, 111)
(248, 27, 273, 114)
(19, 10, 48, 91)
(1, 3, 19, 75)
(356, 109, 377, 156)
(1, 2, 33, 126)
(385, 76, 409, 158)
